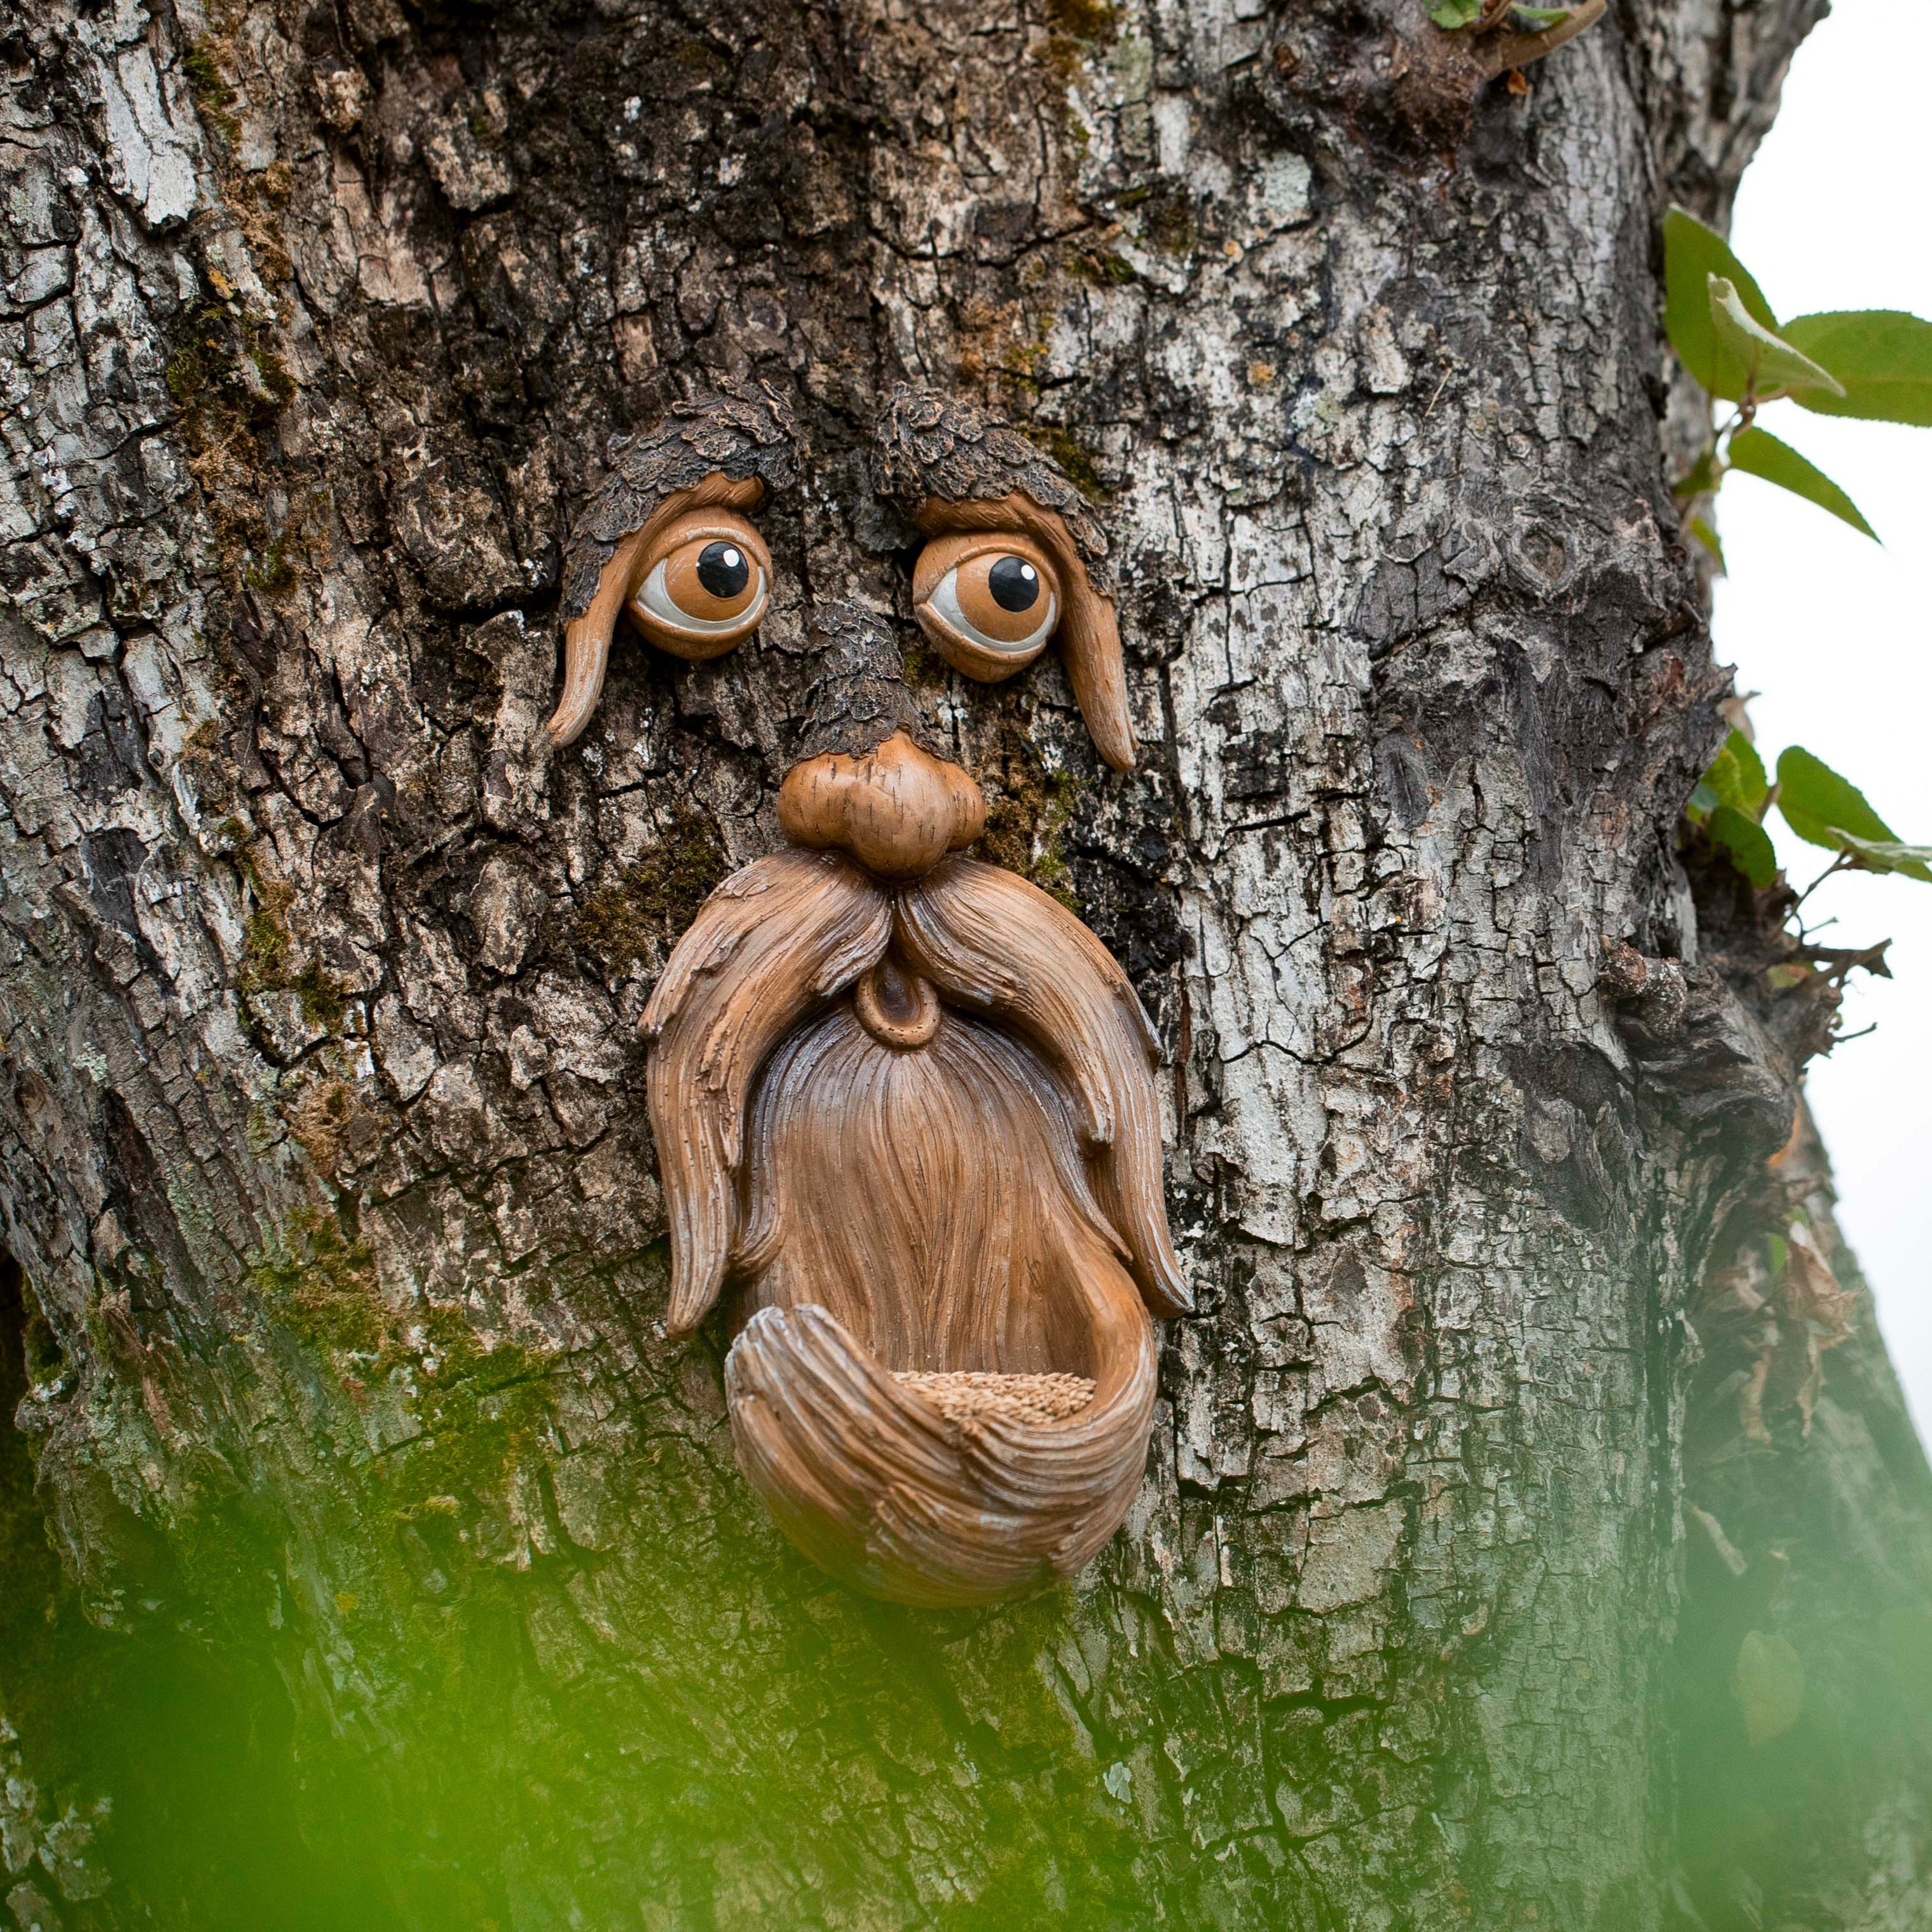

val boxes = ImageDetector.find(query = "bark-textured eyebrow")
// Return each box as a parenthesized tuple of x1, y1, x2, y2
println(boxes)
(871, 384, 1114, 598)
(558, 376, 797, 624)
(871, 384, 1135, 771)
(547, 378, 797, 746)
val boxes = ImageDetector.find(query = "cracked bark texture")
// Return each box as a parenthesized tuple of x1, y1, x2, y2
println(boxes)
(4, 0, 1929, 1928)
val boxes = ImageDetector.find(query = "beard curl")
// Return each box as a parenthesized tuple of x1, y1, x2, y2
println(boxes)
(643, 851, 1186, 1605)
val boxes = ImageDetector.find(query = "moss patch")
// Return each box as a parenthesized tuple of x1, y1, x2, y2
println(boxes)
(166, 301, 305, 596)
(900, 633, 948, 690)
(574, 811, 730, 975)
(183, 40, 242, 144)
(237, 868, 346, 1034)
(245, 1212, 554, 1514)
(1044, 0, 1118, 41)
(166, 29, 308, 598)
(1065, 244, 1137, 291)
(1023, 422, 1108, 502)
(376, 1308, 554, 1518)
(247, 1211, 387, 1356)
(241, 874, 296, 976)
(285, 1078, 370, 1177)
(978, 758, 1083, 914)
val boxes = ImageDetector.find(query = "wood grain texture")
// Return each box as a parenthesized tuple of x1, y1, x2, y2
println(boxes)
(738, 1006, 1125, 1373)
(725, 1292, 1156, 1607)
(899, 860, 1190, 1317)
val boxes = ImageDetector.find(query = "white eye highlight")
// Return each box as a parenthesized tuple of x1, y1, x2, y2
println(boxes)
(929, 564, 1057, 657)
(636, 554, 769, 637)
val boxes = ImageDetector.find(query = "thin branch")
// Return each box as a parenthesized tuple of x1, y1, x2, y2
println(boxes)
(1789, 851, 1853, 914)
(1478, 0, 1608, 78)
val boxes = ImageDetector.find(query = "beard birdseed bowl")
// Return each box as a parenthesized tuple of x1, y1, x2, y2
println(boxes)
(894, 1371, 1097, 1427)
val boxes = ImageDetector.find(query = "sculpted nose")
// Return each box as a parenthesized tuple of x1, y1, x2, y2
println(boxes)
(777, 729, 985, 882)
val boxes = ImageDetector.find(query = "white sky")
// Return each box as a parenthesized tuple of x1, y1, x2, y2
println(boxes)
(1713, 0, 1932, 1444)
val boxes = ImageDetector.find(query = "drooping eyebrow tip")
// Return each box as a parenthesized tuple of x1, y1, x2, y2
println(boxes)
(871, 384, 1114, 598)
(559, 376, 798, 622)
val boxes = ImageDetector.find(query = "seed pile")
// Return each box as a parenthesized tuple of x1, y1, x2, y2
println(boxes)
(895, 1371, 1097, 1427)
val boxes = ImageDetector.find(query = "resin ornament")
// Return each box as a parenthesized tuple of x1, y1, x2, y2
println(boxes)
(875, 383, 1137, 772)
(552, 394, 1182, 1605)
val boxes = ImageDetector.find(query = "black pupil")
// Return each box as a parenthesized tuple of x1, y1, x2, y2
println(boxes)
(696, 542, 750, 599)
(987, 556, 1039, 613)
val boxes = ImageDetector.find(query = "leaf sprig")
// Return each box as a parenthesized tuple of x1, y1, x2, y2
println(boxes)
(1668, 209, 1931, 939)
(1688, 732, 1931, 895)
(1664, 206, 1932, 549)
(1427, 0, 1573, 26)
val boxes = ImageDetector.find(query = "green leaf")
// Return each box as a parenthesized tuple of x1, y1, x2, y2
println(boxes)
(1835, 832, 1932, 880)
(1687, 779, 1718, 821)
(1427, 0, 1484, 24)
(1663, 207, 1779, 400)
(1776, 746, 1932, 881)
(1704, 729, 1769, 820)
(1708, 805, 1779, 889)
(1707, 278, 1847, 401)
(1725, 425, 1877, 540)
(1511, 4, 1572, 23)
(1733, 1631, 1805, 1748)
(1782, 310, 1932, 426)
(1672, 446, 1720, 500)
(1687, 516, 1725, 572)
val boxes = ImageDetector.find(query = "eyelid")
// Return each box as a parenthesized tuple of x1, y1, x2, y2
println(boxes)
(928, 567, 1056, 655)
(547, 469, 769, 748)
(903, 491, 1134, 772)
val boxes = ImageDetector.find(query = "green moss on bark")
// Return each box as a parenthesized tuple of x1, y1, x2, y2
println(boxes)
(573, 811, 730, 975)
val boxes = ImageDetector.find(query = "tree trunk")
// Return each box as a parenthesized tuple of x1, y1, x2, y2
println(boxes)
(3, 0, 1928, 1926)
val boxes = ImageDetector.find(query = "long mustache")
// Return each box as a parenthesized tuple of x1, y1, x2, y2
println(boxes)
(641, 853, 1189, 1336)
(642, 851, 889, 1337)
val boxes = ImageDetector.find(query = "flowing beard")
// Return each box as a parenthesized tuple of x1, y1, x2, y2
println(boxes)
(643, 851, 1187, 1606)
(740, 1006, 1123, 1375)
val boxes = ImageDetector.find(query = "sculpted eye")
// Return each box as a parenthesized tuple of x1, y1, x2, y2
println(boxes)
(911, 532, 1062, 682)
(626, 510, 772, 659)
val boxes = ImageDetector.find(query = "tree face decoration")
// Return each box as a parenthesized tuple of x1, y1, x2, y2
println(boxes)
(552, 382, 1186, 1607)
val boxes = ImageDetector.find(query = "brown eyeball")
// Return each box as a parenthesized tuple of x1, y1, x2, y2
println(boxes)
(910, 531, 1062, 682)
(626, 508, 773, 659)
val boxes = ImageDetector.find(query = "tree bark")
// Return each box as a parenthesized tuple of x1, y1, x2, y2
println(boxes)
(3, 0, 1927, 1927)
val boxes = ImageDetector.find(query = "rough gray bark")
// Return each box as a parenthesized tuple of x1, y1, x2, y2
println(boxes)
(2, 0, 1928, 1927)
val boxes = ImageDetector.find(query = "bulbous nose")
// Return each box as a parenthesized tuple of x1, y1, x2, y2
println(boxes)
(777, 729, 985, 882)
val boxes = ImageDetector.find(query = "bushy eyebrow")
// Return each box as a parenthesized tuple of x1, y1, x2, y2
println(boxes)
(870, 384, 1114, 601)
(547, 380, 797, 747)
(559, 376, 797, 624)
(872, 385, 1135, 771)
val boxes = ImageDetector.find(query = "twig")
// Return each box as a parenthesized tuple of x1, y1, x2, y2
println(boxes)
(1478, 0, 1608, 78)
(1790, 851, 1853, 914)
